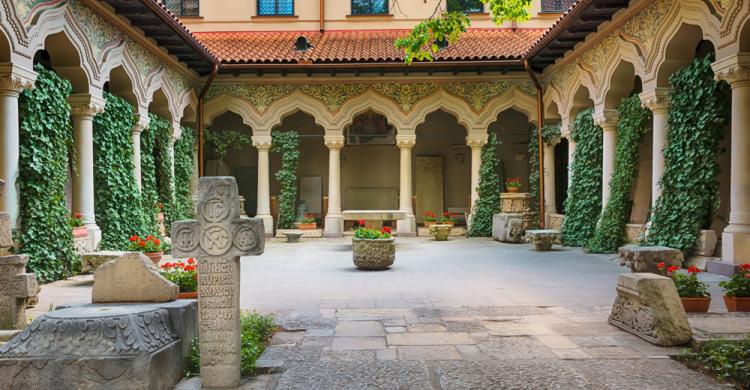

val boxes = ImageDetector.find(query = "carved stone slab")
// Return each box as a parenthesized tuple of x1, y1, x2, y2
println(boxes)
(0, 255, 37, 330)
(172, 177, 265, 389)
(492, 213, 527, 243)
(500, 192, 531, 213)
(608, 273, 692, 346)
(618, 245, 683, 274)
(0, 301, 197, 390)
(92, 252, 178, 303)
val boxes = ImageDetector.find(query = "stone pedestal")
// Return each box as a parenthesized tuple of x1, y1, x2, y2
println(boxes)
(0, 301, 197, 390)
(500, 192, 531, 213)
(609, 273, 692, 346)
(625, 223, 646, 243)
(526, 229, 560, 251)
(428, 224, 453, 241)
(617, 245, 683, 274)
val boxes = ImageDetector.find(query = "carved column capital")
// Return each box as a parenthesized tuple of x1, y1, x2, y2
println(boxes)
(592, 109, 619, 132)
(68, 94, 105, 119)
(132, 115, 149, 135)
(466, 134, 488, 149)
(712, 53, 750, 88)
(324, 135, 345, 150)
(0, 64, 36, 95)
(639, 87, 671, 113)
(252, 135, 273, 151)
(395, 134, 416, 149)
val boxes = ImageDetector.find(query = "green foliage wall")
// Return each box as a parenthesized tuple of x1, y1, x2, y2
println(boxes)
(93, 92, 149, 250)
(561, 108, 603, 247)
(648, 55, 730, 254)
(140, 117, 159, 234)
(586, 95, 652, 253)
(173, 126, 196, 222)
(528, 124, 562, 217)
(469, 133, 501, 237)
(149, 113, 176, 232)
(272, 131, 300, 229)
(18, 64, 77, 282)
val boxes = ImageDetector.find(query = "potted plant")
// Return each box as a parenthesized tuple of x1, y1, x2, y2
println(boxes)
(423, 211, 438, 227)
(719, 264, 750, 312)
(352, 220, 395, 270)
(295, 214, 317, 230)
(160, 258, 198, 299)
(439, 212, 456, 227)
(128, 234, 166, 265)
(657, 262, 711, 312)
(505, 177, 522, 193)
(69, 213, 87, 238)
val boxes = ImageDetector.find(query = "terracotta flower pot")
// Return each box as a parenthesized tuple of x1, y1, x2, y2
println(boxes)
(506, 187, 520, 193)
(423, 221, 437, 228)
(177, 291, 198, 300)
(723, 295, 750, 312)
(72, 226, 88, 238)
(352, 238, 395, 270)
(144, 251, 164, 265)
(296, 223, 317, 230)
(680, 297, 711, 313)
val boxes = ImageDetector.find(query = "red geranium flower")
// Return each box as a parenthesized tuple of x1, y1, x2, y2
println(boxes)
(187, 258, 196, 264)
(382, 226, 392, 234)
(667, 265, 679, 274)
(358, 219, 366, 227)
(656, 262, 665, 270)
(74, 213, 82, 219)
(184, 265, 196, 272)
(138, 241, 146, 247)
(739, 264, 750, 271)
(129, 235, 138, 242)
(154, 239, 161, 246)
(687, 266, 701, 274)
(147, 235, 155, 241)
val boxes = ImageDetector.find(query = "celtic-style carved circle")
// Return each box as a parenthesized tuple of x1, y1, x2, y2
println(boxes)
(173, 224, 198, 253)
(202, 197, 229, 223)
(234, 226, 257, 252)
(201, 225, 232, 256)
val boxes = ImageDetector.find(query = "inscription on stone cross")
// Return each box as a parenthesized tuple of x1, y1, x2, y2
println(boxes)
(172, 177, 264, 389)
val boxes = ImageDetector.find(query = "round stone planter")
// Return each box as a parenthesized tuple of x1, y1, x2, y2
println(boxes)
(680, 297, 710, 313)
(429, 224, 453, 241)
(352, 238, 395, 270)
(144, 251, 164, 265)
(723, 295, 750, 312)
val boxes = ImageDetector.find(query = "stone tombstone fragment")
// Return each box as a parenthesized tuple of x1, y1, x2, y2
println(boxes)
(0, 179, 11, 249)
(609, 273, 692, 346)
(171, 177, 265, 389)
(0, 255, 38, 329)
(92, 252, 178, 303)
(492, 213, 526, 243)
(618, 245, 683, 274)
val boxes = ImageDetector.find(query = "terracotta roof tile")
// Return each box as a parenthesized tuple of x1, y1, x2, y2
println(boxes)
(194, 29, 546, 64)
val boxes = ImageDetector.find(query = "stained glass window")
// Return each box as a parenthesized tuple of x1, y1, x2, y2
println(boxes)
(258, 0, 294, 16)
(351, 0, 388, 15)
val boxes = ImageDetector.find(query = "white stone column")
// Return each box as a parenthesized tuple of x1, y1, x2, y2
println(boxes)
(466, 133, 489, 212)
(0, 64, 35, 230)
(561, 122, 575, 191)
(640, 88, 670, 208)
(396, 134, 416, 236)
(324, 135, 344, 237)
(713, 54, 750, 264)
(252, 135, 274, 236)
(543, 142, 558, 215)
(131, 115, 149, 191)
(593, 109, 619, 207)
(69, 94, 105, 249)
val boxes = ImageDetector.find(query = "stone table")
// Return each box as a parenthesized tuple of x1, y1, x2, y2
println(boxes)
(172, 177, 265, 389)
(618, 245, 683, 274)
(525, 229, 560, 251)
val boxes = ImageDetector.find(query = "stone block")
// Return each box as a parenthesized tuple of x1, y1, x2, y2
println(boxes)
(492, 213, 526, 243)
(500, 193, 531, 213)
(0, 301, 197, 390)
(92, 252, 178, 303)
(608, 273, 692, 346)
(693, 230, 718, 256)
(547, 213, 564, 230)
(706, 261, 741, 277)
(81, 250, 126, 273)
(624, 223, 646, 243)
(0, 213, 11, 249)
(617, 245, 683, 274)
(525, 229, 560, 251)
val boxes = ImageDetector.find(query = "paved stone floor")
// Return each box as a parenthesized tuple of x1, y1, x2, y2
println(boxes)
(32, 237, 740, 389)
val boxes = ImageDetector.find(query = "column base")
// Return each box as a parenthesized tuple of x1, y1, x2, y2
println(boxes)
(722, 229, 750, 265)
(257, 214, 274, 238)
(86, 223, 101, 252)
(324, 214, 343, 237)
(396, 214, 416, 237)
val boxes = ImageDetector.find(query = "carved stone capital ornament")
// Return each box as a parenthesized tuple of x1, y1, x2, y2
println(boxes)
(712, 53, 750, 88)
(324, 135, 345, 150)
(68, 94, 105, 118)
(466, 134, 488, 149)
(592, 109, 619, 131)
(0, 64, 36, 95)
(252, 135, 273, 151)
(395, 135, 417, 149)
(132, 117, 149, 135)
(639, 88, 671, 113)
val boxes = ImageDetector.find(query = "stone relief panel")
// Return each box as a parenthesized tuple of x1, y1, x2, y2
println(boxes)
(69, 0, 123, 64)
(12, 0, 64, 28)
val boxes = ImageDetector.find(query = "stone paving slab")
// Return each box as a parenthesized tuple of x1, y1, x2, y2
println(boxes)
(330, 337, 386, 351)
(386, 332, 476, 346)
(397, 345, 462, 360)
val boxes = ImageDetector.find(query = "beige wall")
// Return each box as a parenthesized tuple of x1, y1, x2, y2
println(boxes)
(183, 0, 559, 32)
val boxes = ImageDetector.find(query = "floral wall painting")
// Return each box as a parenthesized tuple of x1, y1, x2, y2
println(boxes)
(345, 111, 396, 146)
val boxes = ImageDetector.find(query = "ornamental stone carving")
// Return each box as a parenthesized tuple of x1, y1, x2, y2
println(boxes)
(0, 64, 36, 94)
(396, 135, 417, 149)
(592, 109, 619, 130)
(300, 83, 368, 110)
(324, 135, 345, 150)
(639, 87, 671, 113)
(712, 53, 750, 87)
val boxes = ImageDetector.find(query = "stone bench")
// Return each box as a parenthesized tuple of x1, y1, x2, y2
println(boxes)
(282, 232, 303, 243)
(525, 229, 560, 251)
(618, 245, 683, 274)
(342, 210, 406, 229)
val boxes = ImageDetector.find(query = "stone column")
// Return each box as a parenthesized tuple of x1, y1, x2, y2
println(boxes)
(543, 142, 557, 215)
(69, 94, 105, 249)
(396, 134, 416, 236)
(0, 65, 35, 229)
(467, 133, 488, 212)
(131, 115, 149, 191)
(593, 109, 619, 207)
(561, 122, 575, 190)
(640, 88, 670, 208)
(324, 135, 344, 237)
(713, 54, 750, 264)
(252, 135, 274, 236)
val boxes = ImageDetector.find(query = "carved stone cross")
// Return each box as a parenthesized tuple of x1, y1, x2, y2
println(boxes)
(172, 177, 264, 389)
(0, 255, 38, 330)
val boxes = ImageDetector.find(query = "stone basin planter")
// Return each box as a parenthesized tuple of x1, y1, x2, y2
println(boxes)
(429, 224, 453, 241)
(681, 297, 710, 313)
(352, 238, 395, 270)
(723, 295, 750, 312)
(526, 229, 560, 251)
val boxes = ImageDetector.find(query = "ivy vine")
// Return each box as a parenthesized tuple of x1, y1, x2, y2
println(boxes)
(586, 95, 652, 253)
(648, 54, 730, 254)
(528, 123, 561, 217)
(468, 133, 501, 237)
(140, 116, 159, 234)
(272, 131, 300, 229)
(561, 108, 602, 247)
(173, 126, 196, 222)
(150, 113, 176, 232)
(93, 92, 149, 250)
(18, 64, 77, 282)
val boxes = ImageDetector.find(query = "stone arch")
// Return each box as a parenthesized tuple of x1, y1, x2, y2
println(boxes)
(99, 47, 145, 108)
(567, 83, 595, 122)
(177, 89, 198, 126)
(258, 90, 334, 131)
(543, 85, 564, 121)
(149, 87, 173, 122)
(597, 39, 647, 106)
(0, 24, 10, 63)
(476, 88, 537, 130)
(333, 90, 406, 132)
(104, 64, 139, 108)
(37, 31, 92, 94)
(204, 94, 259, 129)
(406, 89, 475, 131)
(601, 59, 639, 110)
(739, 14, 750, 52)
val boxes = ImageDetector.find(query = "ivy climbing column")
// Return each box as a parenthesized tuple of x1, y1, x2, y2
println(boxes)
(0, 65, 35, 229)
(713, 54, 750, 264)
(396, 134, 417, 236)
(639, 88, 670, 208)
(131, 115, 149, 191)
(69, 94, 105, 247)
(594, 109, 619, 207)
(252, 135, 274, 236)
(543, 142, 557, 215)
(561, 121, 576, 190)
(467, 133, 488, 212)
(324, 135, 344, 237)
